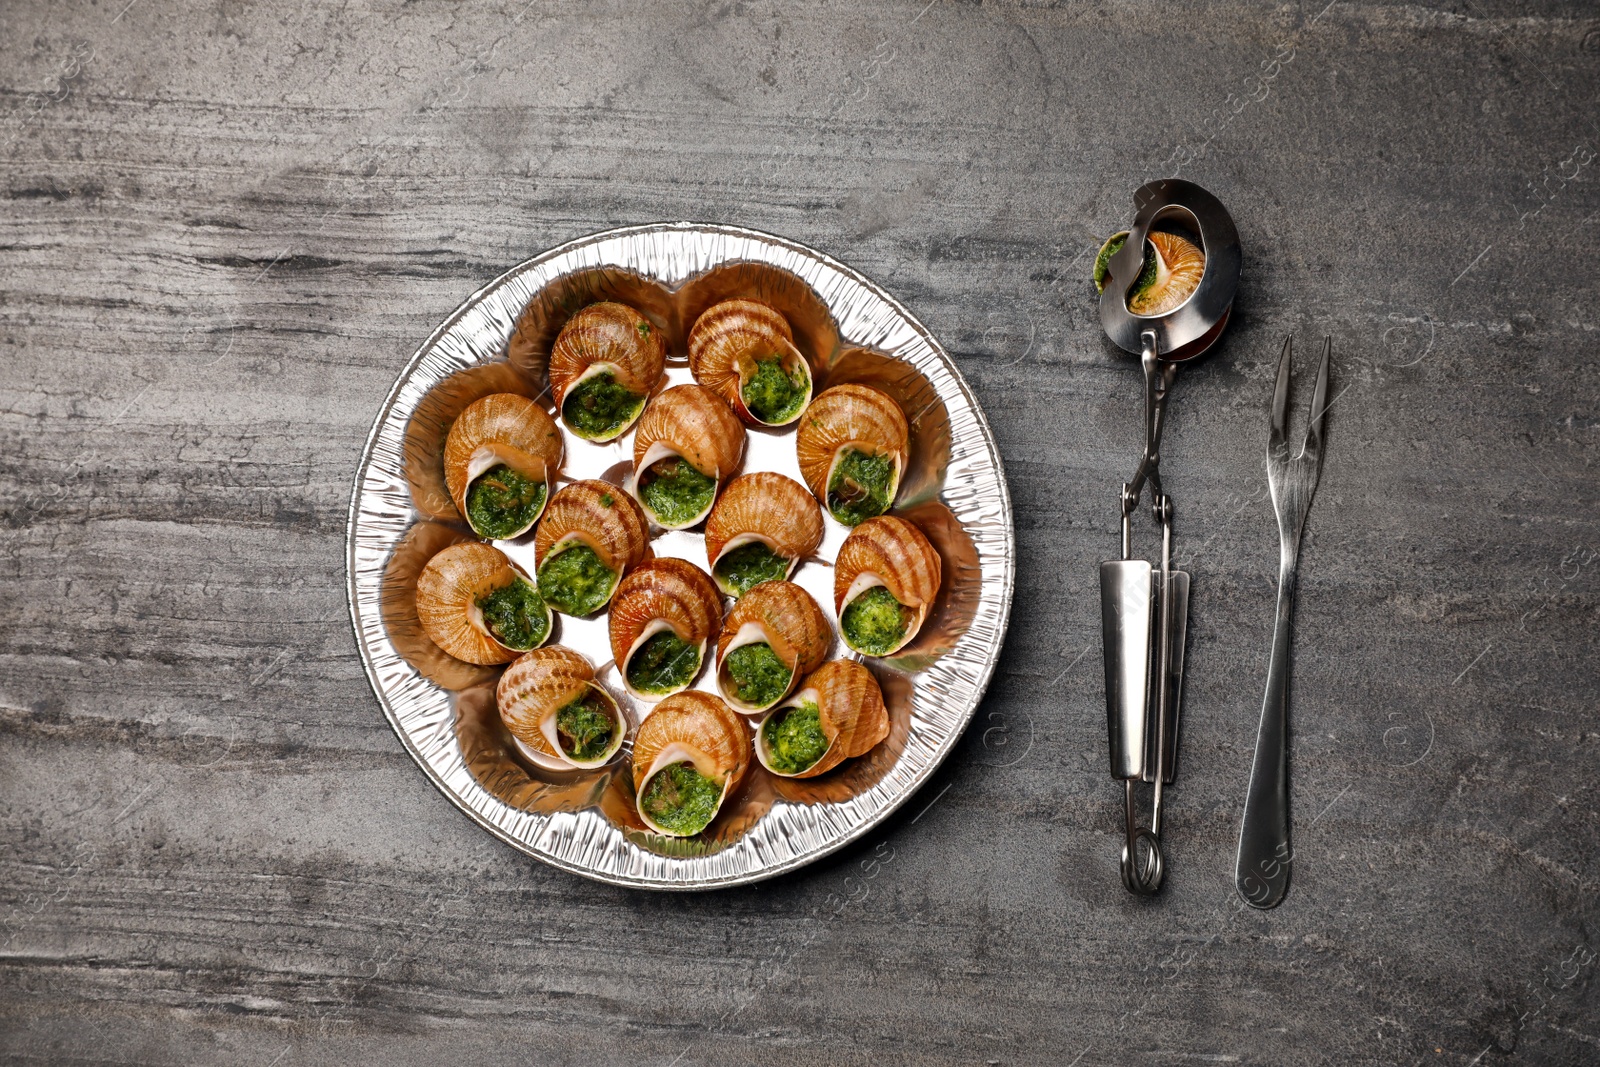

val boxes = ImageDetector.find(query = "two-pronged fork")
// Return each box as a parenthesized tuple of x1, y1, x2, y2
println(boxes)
(1235, 336, 1331, 909)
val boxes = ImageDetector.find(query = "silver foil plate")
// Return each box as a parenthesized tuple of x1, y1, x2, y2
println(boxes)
(346, 223, 1015, 889)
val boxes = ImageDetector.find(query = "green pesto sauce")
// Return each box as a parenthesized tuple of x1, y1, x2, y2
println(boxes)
(563, 371, 644, 439)
(841, 585, 912, 656)
(476, 578, 549, 651)
(625, 629, 700, 694)
(762, 701, 829, 774)
(826, 448, 895, 526)
(724, 642, 793, 707)
(555, 692, 617, 762)
(464, 464, 546, 539)
(640, 761, 723, 836)
(742, 357, 808, 423)
(713, 541, 791, 596)
(537, 543, 617, 617)
(638, 457, 716, 527)
(1092, 234, 1159, 298)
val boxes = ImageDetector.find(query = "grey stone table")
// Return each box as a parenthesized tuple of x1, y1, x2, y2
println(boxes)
(3, 2, 1596, 1064)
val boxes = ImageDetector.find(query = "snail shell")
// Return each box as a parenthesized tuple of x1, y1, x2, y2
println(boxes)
(631, 691, 752, 837)
(1093, 230, 1206, 317)
(415, 542, 551, 665)
(608, 558, 723, 701)
(687, 299, 814, 427)
(714, 580, 831, 713)
(631, 384, 747, 529)
(795, 384, 909, 526)
(533, 480, 652, 616)
(833, 515, 942, 657)
(755, 660, 889, 778)
(497, 646, 626, 770)
(702, 472, 825, 596)
(443, 393, 563, 539)
(548, 302, 667, 442)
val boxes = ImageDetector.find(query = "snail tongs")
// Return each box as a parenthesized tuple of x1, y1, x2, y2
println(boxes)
(1095, 180, 1241, 895)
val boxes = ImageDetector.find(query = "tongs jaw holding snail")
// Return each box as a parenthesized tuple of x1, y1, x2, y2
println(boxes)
(1096, 180, 1240, 895)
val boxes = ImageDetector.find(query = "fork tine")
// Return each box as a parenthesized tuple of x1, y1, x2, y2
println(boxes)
(1270, 335, 1293, 440)
(1304, 337, 1332, 458)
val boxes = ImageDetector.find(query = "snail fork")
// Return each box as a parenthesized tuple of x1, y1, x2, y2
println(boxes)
(1235, 335, 1331, 909)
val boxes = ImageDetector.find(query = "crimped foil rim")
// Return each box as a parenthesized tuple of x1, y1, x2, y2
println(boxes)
(345, 223, 1015, 889)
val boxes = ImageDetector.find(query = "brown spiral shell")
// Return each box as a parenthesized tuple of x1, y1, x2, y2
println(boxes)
(834, 515, 941, 655)
(443, 393, 563, 535)
(496, 646, 624, 769)
(686, 299, 813, 426)
(608, 558, 724, 695)
(702, 472, 825, 576)
(757, 660, 890, 778)
(714, 580, 831, 710)
(415, 542, 530, 665)
(533, 479, 652, 576)
(548, 302, 666, 429)
(631, 691, 752, 813)
(632, 384, 746, 481)
(794, 383, 910, 503)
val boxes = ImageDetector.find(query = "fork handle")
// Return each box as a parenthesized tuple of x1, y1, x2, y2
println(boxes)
(1236, 554, 1298, 908)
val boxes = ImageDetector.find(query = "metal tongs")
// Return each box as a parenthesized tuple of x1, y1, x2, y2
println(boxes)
(1097, 180, 1241, 895)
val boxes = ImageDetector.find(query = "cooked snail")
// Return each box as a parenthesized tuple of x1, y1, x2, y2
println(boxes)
(687, 298, 814, 427)
(415, 542, 552, 665)
(1093, 230, 1206, 317)
(631, 691, 752, 837)
(795, 383, 909, 526)
(714, 580, 830, 714)
(548, 301, 666, 442)
(608, 558, 723, 700)
(702, 472, 824, 596)
(631, 384, 746, 529)
(834, 515, 942, 657)
(755, 660, 889, 778)
(533, 480, 652, 617)
(443, 393, 563, 539)
(498, 646, 626, 770)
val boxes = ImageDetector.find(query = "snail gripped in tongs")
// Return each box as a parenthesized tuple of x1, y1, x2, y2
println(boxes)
(1096, 180, 1241, 895)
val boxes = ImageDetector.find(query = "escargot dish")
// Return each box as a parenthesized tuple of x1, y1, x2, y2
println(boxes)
(443, 393, 563, 539)
(1092, 230, 1206, 317)
(416, 542, 552, 665)
(631, 691, 752, 837)
(687, 299, 814, 427)
(714, 580, 831, 713)
(498, 646, 627, 770)
(834, 515, 942, 657)
(795, 383, 909, 526)
(608, 558, 723, 700)
(703, 472, 825, 596)
(756, 660, 889, 778)
(534, 480, 651, 617)
(548, 302, 667, 442)
(631, 384, 746, 529)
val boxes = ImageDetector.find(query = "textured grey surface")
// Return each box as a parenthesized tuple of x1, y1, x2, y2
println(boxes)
(1, 1, 1597, 1064)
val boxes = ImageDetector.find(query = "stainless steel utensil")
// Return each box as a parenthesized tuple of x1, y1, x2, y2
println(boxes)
(1235, 335, 1331, 909)
(1097, 180, 1241, 895)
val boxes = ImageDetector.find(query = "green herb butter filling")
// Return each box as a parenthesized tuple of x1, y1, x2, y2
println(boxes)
(762, 701, 829, 775)
(537, 542, 617, 617)
(637, 457, 716, 527)
(1092, 234, 1160, 302)
(625, 629, 701, 695)
(741, 357, 808, 423)
(476, 578, 549, 651)
(639, 761, 724, 836)
(826, 447, 896, 526)
(464, 464, 547, 539)
(563, 371, 644, 439)
(840, 585, 914, 656)
(555, 691, 618, 762)
(713, 541, 791, 596)
(722, 642, 793, 708)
